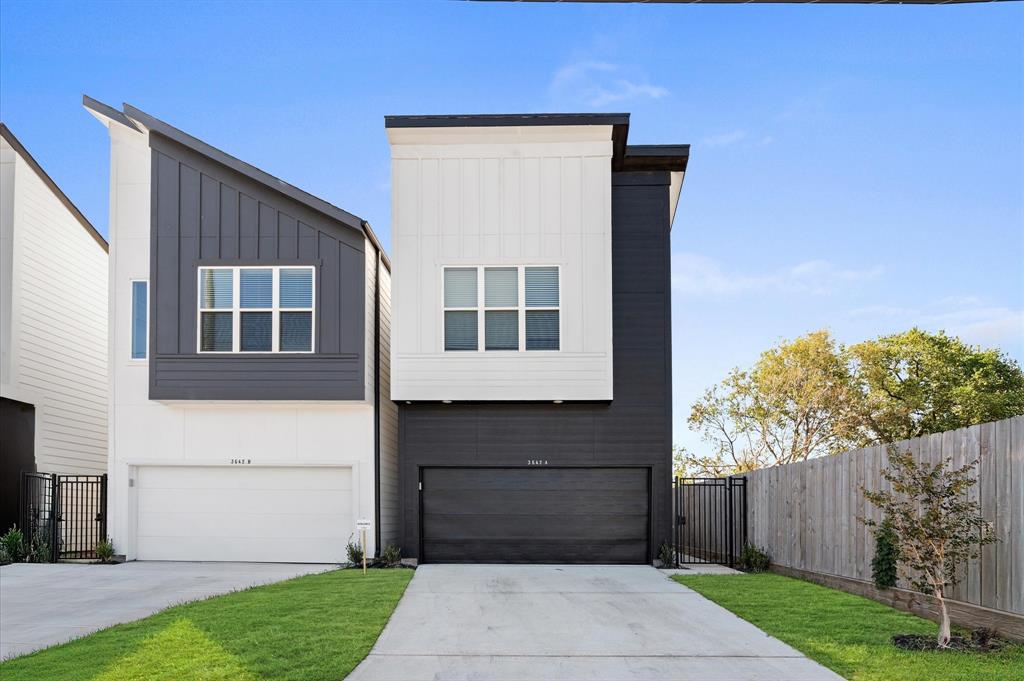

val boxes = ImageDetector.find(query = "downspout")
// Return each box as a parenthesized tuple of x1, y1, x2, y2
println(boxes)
(368, 222, 382, 558)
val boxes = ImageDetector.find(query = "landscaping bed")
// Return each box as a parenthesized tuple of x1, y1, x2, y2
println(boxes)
(673, 572, 1024, 681)
(0, 568, 412, 680)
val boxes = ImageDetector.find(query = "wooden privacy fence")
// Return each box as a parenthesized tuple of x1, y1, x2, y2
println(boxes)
(743, 416, 1023, 628)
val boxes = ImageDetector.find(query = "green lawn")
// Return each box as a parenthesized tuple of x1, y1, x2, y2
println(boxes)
(673, 572, 1024, 681)
(1, 568, 412, 681)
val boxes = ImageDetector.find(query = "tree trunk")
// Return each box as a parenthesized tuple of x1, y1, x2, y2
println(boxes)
(936, 589, 951, 648)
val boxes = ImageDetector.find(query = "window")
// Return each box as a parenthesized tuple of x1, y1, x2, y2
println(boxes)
(197, 266, 315, 353)
(130, 280, 148, 360)
(525, 267, 560, 350)
(443, 268, 477, 351)
(443, 266, 559, 352)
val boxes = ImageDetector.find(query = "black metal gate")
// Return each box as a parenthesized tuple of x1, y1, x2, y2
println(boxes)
(20, 472, 107, 561)
(673, 476, 747, 567)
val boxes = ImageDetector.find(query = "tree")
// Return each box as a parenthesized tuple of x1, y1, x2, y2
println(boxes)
(861, 448, 995, 648)
(683, 328, 1024, 475)
(687, 330, 859, 475)
(849, 328, 1024, 445)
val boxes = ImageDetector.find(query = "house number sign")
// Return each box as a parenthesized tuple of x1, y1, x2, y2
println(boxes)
(526, 459, 549, 466)
(229, 458, 252, 465)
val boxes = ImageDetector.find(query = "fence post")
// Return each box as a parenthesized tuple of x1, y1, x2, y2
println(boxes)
(726, 477, 735, 567)
(50, 474, 60, 562)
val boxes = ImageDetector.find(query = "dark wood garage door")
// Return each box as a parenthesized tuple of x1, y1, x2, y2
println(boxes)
(421, 467, 650, 564)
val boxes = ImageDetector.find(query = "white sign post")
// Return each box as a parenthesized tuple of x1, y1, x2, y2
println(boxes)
(356, 518, 372, 574)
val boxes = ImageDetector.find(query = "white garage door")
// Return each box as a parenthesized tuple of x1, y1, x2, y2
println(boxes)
(136, 466, 353, 563)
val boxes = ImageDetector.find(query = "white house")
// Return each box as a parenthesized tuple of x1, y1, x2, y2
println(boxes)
(85, 98, 397, 563)
(0, 123, 109, 535)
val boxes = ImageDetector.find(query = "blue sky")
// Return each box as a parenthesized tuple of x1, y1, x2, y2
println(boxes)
(2, 1, 1021, 453)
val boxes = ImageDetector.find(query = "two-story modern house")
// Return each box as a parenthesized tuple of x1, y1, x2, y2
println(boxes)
(84, 97, 398, 563)
(387, 114, 686, 563)
(1, 124, 109, 535)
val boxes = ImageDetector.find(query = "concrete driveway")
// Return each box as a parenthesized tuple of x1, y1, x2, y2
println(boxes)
(349, 565, 842, 681)
(0, 561, 331, 660)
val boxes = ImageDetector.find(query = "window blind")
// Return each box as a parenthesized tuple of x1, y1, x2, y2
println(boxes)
(525, 267, 559, 307)
(280, 312, 312, 351)
(240, 269, 272, 308)
(280, 268, 313, 308)
(240, 312, 272, 351)
(445, 310, 478, 351)
(445, 268, 477, 308)
(485, 310, 518, 350)
(526, 310, 559, 350)
(201, 268, 233, 309)
(485, 267, 518, 307)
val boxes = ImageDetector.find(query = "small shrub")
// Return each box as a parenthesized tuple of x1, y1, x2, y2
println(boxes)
(658, 541, 677, 568)
(737, 544, 770, 572)
(378, 544, 402, 568)
(27, 532, 51, 563)
(871, 518, 899, 589)
(1, 527, 26, 562)
(0, 544, 10, 565)
(95, 537, 115, 564)
(346, 537, 364, 566)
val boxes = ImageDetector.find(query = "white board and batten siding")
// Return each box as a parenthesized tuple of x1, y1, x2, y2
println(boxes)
(0, 132, 108, 475)
(387, 125, 614, 402)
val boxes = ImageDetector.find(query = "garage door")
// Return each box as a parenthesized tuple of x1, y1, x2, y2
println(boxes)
(421, 467, 649, 564)
(136, 466, 353, 563)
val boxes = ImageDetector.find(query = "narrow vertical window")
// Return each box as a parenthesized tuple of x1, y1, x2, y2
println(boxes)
(525, 267, 559, 350)
(130, 280, 148, 359)
(444, 268, 478, 351)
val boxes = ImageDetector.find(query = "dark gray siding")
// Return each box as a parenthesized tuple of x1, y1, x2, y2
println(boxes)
(398, 170, 674, 561)
(148, 133, 366, 400)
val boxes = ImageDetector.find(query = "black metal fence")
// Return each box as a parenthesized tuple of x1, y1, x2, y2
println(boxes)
(19, 472, 107, 561)
(672, 476, 747, 567)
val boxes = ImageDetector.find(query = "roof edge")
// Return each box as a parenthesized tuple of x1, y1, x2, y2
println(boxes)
(0, 122, 108, 252)
(384, 113, 630, 129)
(82, 95, 141, 132)
(621, 144, 690, 172)
(122, 103, 368, 234)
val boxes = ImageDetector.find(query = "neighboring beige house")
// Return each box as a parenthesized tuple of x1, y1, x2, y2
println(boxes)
(0, 123, 108, 533)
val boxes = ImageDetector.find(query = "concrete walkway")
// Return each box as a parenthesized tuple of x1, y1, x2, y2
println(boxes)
(0, 561, 331, 660)
(349, 565, 842, 681)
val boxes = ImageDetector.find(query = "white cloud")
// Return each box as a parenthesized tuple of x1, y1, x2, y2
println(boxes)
(549, 60, 667, 107)
(672, 252, 883, 297)
(847, 298, 1024, 351)
(700, 130, 747, 148)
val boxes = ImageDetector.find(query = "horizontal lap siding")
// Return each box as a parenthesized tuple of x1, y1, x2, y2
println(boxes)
(377, 265, 400, 548)
(148, 135, 365, 400)
(6, 147, 108, 474)
(399, 171, 673, 561)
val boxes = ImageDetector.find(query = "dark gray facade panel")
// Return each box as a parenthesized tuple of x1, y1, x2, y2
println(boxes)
(148, 133, 366, 400)
(398, 171, 674, 562)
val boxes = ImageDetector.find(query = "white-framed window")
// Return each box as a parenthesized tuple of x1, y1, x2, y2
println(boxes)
(130, 279, 148, 360)
(443, 265, 560, 352)
(197, 266, 315, 353)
